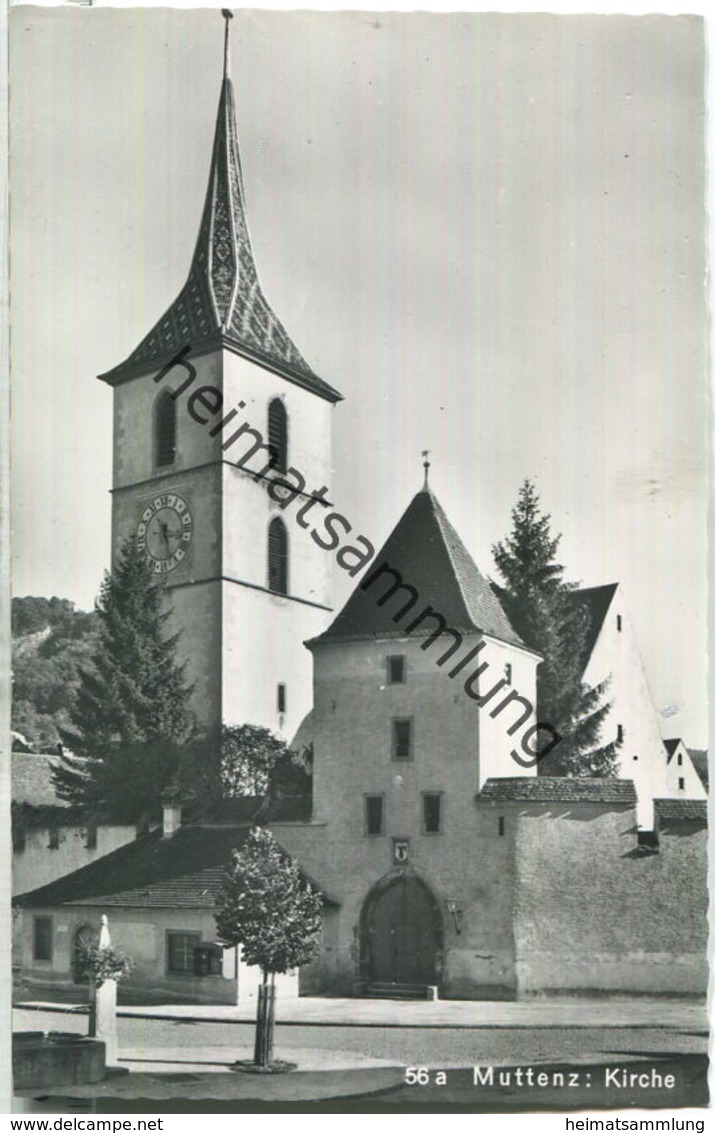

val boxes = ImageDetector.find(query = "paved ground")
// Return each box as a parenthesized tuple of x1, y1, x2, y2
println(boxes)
(18, 995, 709, 1030)
(14, 1057, 708, 1112)
(13, 1004, 709, 1111)
(14, 1006, 708, 1067)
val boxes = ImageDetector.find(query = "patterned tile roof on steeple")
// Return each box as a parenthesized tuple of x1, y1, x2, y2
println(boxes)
(98, 19, 341, 403)
(309, 487, 529, 651)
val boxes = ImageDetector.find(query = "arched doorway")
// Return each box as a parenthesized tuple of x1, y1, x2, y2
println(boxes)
(362, 875, 441, 987)
(72, 924, 96, 984)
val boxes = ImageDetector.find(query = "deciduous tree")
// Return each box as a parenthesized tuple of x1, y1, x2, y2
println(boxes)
(215, 828, 322, 1067)
(180, 724, 311, 803)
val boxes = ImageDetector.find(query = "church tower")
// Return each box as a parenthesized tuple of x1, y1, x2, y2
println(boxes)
(99, 15, 341, 740)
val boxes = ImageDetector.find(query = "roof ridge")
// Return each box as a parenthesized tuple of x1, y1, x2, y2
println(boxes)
(427, 490, 527, 648)
(426, 492, 474, 622)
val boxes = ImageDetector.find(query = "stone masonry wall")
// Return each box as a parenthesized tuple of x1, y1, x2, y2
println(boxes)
(510, 803, 708, 996)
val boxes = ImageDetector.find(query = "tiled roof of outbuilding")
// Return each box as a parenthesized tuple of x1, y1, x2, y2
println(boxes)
(654, 798, 707, 823)
(14, 825, 253, 910)
(12, 753, 68, 808)
(15, 807, 333, 910)
(310, 489, 527, 651)
(478, 776, 637, 804)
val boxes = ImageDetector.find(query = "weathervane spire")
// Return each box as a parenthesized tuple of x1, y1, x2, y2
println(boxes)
(422, 449, 431, 489)
(98, 3, 342, 403)
(222, 9, 233, 80)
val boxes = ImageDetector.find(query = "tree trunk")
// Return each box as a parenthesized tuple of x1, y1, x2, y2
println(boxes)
(253, 972, 275, 1067)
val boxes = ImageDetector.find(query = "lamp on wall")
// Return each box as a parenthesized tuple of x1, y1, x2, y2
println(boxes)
(446, 899, 463, 935)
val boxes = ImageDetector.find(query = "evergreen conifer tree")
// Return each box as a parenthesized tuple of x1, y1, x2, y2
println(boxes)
(52, 537, 195, 815)
(492, 480, 618, 777)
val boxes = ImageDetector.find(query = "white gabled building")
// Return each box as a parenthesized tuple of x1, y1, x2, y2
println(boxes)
(575, 583, 670, 829)
(664, 738, 707, 802)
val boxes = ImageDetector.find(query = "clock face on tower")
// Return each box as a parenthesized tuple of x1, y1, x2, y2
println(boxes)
(136, 493, 193, 574)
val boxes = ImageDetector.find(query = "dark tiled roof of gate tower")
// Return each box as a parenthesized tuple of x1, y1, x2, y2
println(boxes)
(310, 488, 527, 650)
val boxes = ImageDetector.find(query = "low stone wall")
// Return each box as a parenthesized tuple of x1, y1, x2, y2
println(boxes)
(13, 1033, 106, 1090)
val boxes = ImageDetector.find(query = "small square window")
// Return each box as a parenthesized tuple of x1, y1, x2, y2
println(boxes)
(277, 683, 287, 714)
(678, 777, 685, 791)
(392, 718, 412, 760)
(387, 655, 405, 685)
(422, 793, 442, 834)
(166, 931, 201, 975)
(365, 795, 384, 835)
(33, 916, 53, 963)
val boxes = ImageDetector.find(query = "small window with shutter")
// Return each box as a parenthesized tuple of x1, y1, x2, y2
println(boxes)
(422, 793, 442, 834)
(33, 916, 53, 962)
(392, 718, 412, 760)
(365, 795, 384, 835)
(166, 931, 201, 974)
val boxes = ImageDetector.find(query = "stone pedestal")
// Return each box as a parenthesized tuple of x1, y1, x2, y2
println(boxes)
(88, 977, 118, 1067)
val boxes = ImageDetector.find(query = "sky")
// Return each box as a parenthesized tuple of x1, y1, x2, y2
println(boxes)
(9, 7, 708, 745)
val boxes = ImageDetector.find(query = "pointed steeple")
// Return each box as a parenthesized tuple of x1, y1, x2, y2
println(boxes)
(99, 16, 341, 403)
(310, 486, 526, 649)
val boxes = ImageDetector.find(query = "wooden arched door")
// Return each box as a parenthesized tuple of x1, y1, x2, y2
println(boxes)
(365, 876, 439, 985)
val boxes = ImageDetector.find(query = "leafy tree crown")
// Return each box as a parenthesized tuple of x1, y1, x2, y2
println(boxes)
(215, 827, 323, 975)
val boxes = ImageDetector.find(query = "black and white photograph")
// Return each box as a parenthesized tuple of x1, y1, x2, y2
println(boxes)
(6, 5, 709, 1117)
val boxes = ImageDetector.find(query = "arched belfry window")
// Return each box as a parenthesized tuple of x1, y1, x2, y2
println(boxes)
(268, 518, 289, 595)
(267, 398, 288, 474)
(155, 391, 177, 467)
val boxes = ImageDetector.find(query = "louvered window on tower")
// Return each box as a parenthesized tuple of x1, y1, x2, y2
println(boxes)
(268, 518, 289, 595)
(268, 399, 288, 474)
(155, 391, 177, 466)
